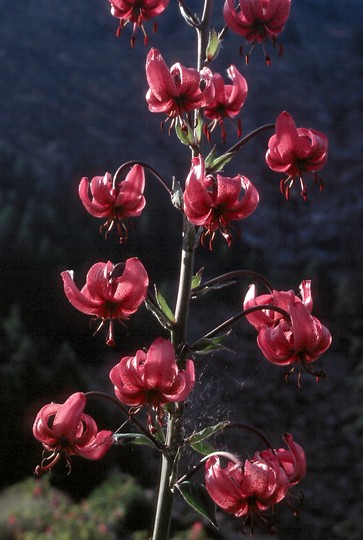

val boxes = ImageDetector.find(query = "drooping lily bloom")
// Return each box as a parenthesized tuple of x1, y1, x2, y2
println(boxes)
(266, 111, 329, 199)
(223, 0, 291, 62)
(145, 48, 214, 123)
(79, 165, 145, 242)
(204, 65, 248, 142)
(243, 280, 332, 372)
(61, 258, 148, 345)
(183, 156, 259, 248)
(205, 449, 289, 518)
(33, 392, 113, 475)
(110, 337, 195, 412)
(109, 0, 169, 45)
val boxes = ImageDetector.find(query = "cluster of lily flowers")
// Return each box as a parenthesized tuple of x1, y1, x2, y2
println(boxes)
(32, 0, 332, 533)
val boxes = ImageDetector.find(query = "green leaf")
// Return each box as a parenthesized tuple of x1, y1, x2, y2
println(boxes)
(188, 421, 229, 446)
(177, 482, 218, 528)
(190, 439, 215, 456)
(191, 279, 236, 298)
(154, 285, 175, 324)
(144, 297, 173, 330)
(191, 267, 204, 290)
(204, 146, 218, 168)
(206, 28, 221, 62)
(207, 151, 234, 174)
(191, 332, 233, 354)
(113, 433, 157, 449)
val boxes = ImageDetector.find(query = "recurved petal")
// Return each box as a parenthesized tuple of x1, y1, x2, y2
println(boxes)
(205, 456, 248, 515)
(79, 177, 113, 218)
(143, 338, 177, 388)
(52, 392, 86, 440)
(146, 48, 178, 102)
(76, 430, 114, 460)
(162, 358, 195, 402)
(274, 111, 301, 161)
(257, 323, 294, 365)
(61, 270, 104, 315)
(113, 257, 148, 315)
(33, 403, 61, 447)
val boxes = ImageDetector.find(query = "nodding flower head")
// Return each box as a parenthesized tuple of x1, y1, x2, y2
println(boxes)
(33, 392, 113, 476)
(109, 0, 169, 46)
(223, 0, 291, 63)
(203, 65, 248, 143)
(266, 111, 328, 199)
(145, 48, 214, 130)
(79, 165, 145, 243)
(109, 337, 195, 429)
(243, 280, 332, 378)
(183, 156, 259, 248)
(61, 258, 148, 346)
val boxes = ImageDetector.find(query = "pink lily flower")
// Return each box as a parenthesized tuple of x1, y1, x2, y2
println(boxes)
(243, 280, 332, 373)
(33, 392, 113, 475)
(223, 0, 291, 62)
(109, 0, 169, 45)
(79, 165, 145, 242)
(204, 65, 248, 142)
(145, 48, 214, 122)
(205, 449, 289, 518)
(61, 258, 148, 345)
(266, 111, 328, 199)
(110, 337, 195, 412)
(183, 156, 259, 248)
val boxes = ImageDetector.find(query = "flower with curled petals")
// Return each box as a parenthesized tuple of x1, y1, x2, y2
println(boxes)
(110, 337, 195, 427)
(205, 450, 289, 520)
(145, 48, 214, 128)
(109, 0, 169, 46)
(33, 392, 113, 476)
(204, 65, 248, 143)
(266, 111, 328, 199)
(243, 280, 332, 376)
(183, 156, 259, 248)
(79, 165, 145, 242)
(223, 0, 291, 63)
(61, 258, 148, 345)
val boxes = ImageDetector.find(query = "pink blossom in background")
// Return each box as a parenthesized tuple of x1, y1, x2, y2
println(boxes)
(109, 0, 169, 44)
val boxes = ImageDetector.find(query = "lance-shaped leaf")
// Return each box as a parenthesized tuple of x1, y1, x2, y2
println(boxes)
(190, 331, 233, 355)
(171, 177, 184, 211)
(154, 285, 176, 324)
(177, 482, 218, 528)
(206, 151, 234, 174)
(191, 267, 204, 290)
(187, 421, 229, 455)
(113, 433, 158, 449)
(175, 122, 195, 147)
(145, 297, 174, 330)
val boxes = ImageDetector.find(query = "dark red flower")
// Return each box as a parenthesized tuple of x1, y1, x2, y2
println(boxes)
(183, 156, 259, 247)
(223, 0, 291, 62)
(109, 0, 169, 45)
(33, 392, 113, 475)
(203, 65, 248, 142)
(243, 280, 332, 373)
(266, 111, 328, 199)
(61, 258, 148, 345)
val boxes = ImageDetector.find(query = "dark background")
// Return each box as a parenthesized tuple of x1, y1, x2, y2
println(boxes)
(1, 0, 363, 538)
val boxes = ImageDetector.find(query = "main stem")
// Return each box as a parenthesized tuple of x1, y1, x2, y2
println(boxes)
(151, 217, 195, 540)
